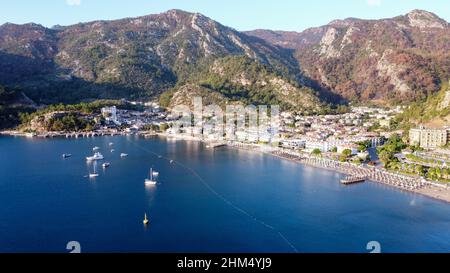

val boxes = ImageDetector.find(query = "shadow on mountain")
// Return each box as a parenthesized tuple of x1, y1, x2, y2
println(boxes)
(0, 50, 346, 108)
(0, 51, 173, 105)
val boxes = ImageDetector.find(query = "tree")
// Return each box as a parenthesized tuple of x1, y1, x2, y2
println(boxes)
(352, 157, 362, 165)
(330, 147, 338, 153)
(415, 165, 424, 176)
(379, 150, 394, 166)
(342, 149, 352, 157)
(160, 123, 169, 132)
(312, 149, 322, 156)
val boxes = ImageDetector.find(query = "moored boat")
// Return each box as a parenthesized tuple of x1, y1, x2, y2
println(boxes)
(86, 152, 104, 161)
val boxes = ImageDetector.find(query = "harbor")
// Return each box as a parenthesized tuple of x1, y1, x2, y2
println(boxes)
(2, 135, 450, 253)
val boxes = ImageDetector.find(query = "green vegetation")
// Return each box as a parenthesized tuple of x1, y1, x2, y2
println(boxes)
(18, 100, 138, 126)
(45, 113, 95, 132)
(376, 134, 407, 167)
(394, 80, 450, 129)
(356, 140, 372, 152)
(367, 122, 381, 132)
(0, 86, 35, 129)
(173, 55, 340, 113)
(405, 153, 446, 167)
(376, 134, 450, 182)
(160, 123, 169, 132)
(427, 167, 450, 183)
(338, 149, 353, 162)
(312, 148, 322, 156)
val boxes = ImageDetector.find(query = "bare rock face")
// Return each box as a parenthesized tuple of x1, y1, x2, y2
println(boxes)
(439, 82, 450, 110)
(407, 10, 448, 29)
(0, 9, 303, 106)
(246, 9, 450, 104)
(28, 111, 67, 133)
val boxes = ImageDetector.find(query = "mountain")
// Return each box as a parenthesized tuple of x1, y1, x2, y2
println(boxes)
(166, 55, 324, 113)
(246, 10, 450, 104)
(1, 9, 449, 112)
(0, 9, 322, 111)
(395, 80, 450, 129)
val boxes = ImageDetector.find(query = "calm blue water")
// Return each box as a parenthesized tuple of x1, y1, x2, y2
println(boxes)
(0, 135, 450, 253)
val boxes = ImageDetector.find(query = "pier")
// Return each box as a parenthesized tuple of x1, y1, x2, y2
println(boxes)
(206, 141, 227, 149)
(340, 175, 366, 185)
(269, 149, 429, 191)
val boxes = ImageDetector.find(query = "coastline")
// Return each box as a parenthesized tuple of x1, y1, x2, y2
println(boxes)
(225, 141, 450, 204)
(3, 130, 450, 204)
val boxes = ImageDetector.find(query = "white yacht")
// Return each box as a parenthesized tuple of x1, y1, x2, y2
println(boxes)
(86, 152, 104, 161)
(93, 146, 100, 151)
(109, 142, 114, 146)
(152, 170, 159, 177)
(145, 168, 157, 186)
(120, 153, 128, 158)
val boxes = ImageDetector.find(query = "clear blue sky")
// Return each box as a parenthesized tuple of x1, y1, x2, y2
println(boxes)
(1, 0, 449, 31)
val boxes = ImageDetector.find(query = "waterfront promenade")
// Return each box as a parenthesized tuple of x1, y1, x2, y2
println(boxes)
(226, 142, 450, 203)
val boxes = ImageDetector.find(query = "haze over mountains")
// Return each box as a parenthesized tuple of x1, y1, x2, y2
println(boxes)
(0, 9, 449, 112)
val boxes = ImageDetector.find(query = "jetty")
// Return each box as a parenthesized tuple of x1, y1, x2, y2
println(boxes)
(340, 175, 366, 185)
(205, 141, 227, 149)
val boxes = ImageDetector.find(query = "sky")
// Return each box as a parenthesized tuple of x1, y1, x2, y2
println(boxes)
(0, 0, 449, 31)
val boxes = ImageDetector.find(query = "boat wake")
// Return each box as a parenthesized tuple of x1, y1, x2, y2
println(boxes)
(128, 140, 300, 253)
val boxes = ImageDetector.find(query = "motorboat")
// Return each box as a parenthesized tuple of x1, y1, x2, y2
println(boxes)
(86, 152, 104, 161)
(145, 168, 157, 186)
(143, 213, 149, 225)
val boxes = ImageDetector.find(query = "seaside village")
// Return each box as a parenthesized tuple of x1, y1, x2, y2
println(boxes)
(13, 99, 450, 199)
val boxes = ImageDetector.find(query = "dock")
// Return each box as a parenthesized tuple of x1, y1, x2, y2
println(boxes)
(340, 175, 366, 185)
(205, 141, 227, 149)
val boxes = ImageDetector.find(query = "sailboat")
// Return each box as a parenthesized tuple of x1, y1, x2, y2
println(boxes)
(145, 168, 157, 186)
(89, 161, 99, 178)
(143, 213, 149, 225)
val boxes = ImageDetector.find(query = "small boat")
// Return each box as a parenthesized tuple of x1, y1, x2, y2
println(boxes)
(89, 162, 99, 178)
(109, 142, 114, 146)
(102, 162, 111, 168)
(111, 149, 115, 153)
(143, 213, 149, 225)
(120, 153, 128, 158)
(152, 170, 159, 177)
(86, 152, 104, 161)
(170, 160, 174, 164)
(93, 146, 100, 151)
(62, 154, 72, 158)
(145, 168, 157, 186)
